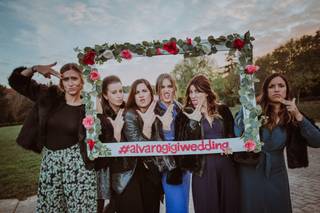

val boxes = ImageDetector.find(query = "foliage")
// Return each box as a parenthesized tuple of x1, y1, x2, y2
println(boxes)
(255, 30, 320, 102)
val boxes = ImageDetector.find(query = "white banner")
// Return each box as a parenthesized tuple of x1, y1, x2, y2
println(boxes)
(99, 137, 246, 157)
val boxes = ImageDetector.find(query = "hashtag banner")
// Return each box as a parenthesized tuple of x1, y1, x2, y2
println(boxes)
(98, 137, 247, 157)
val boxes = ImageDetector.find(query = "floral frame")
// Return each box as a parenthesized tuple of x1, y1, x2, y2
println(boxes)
(75, 31, 262, 160)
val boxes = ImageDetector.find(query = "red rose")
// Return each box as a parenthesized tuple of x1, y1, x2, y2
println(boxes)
(244, 139, 256, 152)
(87, 139, 95, 151)
(186, 38, 192, 45)
(245, 65, 259, 74)
(156, 48, 162, 55)
(233, 38, 245, 50)
(83, 50, 96, 65)
(89, 69, 100, 81)
(120, 49, 132, 60)
(163, 41, 179, 55)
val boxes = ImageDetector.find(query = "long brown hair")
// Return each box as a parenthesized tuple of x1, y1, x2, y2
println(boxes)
(59, 63, 84, 90)
(155, 73, 177, 96)
(101, 75, 125, 117)
(184, 75, 218, 116)
(126, 79, 154, 110)
(257, 73, 294, 129)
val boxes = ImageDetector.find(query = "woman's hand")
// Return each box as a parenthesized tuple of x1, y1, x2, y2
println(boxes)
(157, 104, 174, 131)
(137, 100, 157, 139)
(280, 98, 304, 121)
(183, 98, 204, 122)
(32, 62, 61, 79)
(96, 97, 103, 114)
(107, 108, 125, 142)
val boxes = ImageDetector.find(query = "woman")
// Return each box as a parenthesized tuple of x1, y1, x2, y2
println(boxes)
(176, 75, 239, 213)
(95, 75, 125, 213)
(8, 62, 97, 212)
(154, 73, 191, 213)
(118, 78, 167, 213)
(234, 73, 320, 213)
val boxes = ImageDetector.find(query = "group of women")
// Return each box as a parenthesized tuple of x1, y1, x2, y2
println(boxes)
(9, 62, 320, 213)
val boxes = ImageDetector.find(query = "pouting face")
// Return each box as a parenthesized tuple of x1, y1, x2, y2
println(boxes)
(189, 85, 207, 108)
(103, 82, 124, 107)
(61, 69, 83, 96)
(267, 76, 287, 103)
(135, 83, 152, 110)
(159, 78, 175, 105)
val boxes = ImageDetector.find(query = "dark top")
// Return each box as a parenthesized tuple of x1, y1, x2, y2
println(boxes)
(45, 103, 83, 150)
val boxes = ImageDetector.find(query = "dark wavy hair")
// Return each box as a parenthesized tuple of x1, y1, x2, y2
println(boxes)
(257, 73, 294, 129)
(101, 75, 125, 117)
(126, 79, 154, 110)
(184, 75, 218, 116)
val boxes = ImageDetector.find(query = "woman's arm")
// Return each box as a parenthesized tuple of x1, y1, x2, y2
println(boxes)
(8, 63, 60, 102)
(298, 117, 320, 148)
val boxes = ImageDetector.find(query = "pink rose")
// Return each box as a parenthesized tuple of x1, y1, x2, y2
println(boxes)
(163, 41, 179, 55)
(233, 38, 245, 50)
(120, 49, 132, 59)
(186, 38, 192, 45)
(244, 139, 256, 151)
(89, 69, 100, 81)
(245, 65, 259, 74)
(87, 139, 95, 151)
(82, 115, 94, 129)
(83, 50, 96, 65)
(156, 48, 162, 55)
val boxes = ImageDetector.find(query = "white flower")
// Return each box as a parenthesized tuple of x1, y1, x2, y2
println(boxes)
(100, 50, 114, 59)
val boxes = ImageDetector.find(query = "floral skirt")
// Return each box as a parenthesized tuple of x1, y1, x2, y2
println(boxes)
(36, 144, 97, 213)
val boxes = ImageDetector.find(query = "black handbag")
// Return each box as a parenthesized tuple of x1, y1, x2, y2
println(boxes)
(233, 151, 261, 166)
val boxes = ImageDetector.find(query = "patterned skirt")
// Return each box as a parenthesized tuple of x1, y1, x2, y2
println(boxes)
(36, 144, 97, 213)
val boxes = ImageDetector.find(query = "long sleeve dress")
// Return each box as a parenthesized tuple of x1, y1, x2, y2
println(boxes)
(234, 110, 320, 213)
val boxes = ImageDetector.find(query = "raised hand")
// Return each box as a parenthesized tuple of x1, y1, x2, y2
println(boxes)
(183, 98, 204, 122)
(33, 62, 61, 79)
(107, 108, 125, 142)
(137, 100, 157, 139)
(279, 98, 303, 121)
(157, 104, 174, 131)
(137, 100, 157, 127)
(96, 97, 103, 114)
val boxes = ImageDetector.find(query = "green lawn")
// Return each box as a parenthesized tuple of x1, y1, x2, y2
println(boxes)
(0, 125, 41, 200)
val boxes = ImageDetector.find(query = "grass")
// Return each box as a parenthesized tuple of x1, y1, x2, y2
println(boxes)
(0, 100, 319, 200)
(0, 125, 41, 200)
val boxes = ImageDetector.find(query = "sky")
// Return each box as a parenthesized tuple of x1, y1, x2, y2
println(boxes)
(0, 0, 319, 87)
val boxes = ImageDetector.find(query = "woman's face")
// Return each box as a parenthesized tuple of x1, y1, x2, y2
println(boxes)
(189, 85, 207, 108)
(267, 76, 287, 103)
(61, 69, 83, 96)
(159, 78, 175, 105)
(135, 83, 152, 110)
(103, 82, 124, 108)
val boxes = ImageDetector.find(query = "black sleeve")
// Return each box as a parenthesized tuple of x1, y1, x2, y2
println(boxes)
(8, 67, 49, 102)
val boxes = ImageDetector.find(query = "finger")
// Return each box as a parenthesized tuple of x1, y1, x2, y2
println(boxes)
(148, 100, 157, 112)
(106, 117, 114, 124)
(116, 109, 124, 120)
(136, 110, 143, 118)
(279, 98, 291, 106)
(292, 98, 296, 104)
(48, 62, 57, 67)
(50, 69, 61, 79)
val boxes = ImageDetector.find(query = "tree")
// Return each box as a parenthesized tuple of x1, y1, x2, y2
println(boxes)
(171, 56, 219, 100)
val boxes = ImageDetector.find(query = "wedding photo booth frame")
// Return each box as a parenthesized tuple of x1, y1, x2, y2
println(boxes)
(75, 31, 262, 160)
